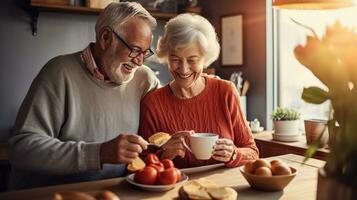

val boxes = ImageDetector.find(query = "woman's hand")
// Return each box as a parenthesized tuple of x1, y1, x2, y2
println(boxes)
(160, 130, 194, 160)
(212, 138, 235, 163)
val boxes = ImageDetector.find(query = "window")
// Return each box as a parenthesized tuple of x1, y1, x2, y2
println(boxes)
(274, 6, 357, 123)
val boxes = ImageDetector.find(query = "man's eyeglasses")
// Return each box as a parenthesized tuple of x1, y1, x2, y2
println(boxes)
(110, 27, 154, 60)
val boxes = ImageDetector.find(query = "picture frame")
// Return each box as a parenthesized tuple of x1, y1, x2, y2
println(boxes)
(221, 14, 243, 66)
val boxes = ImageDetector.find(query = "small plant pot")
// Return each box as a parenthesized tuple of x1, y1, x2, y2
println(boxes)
(273, 120, 299, 135)
(304, 119, 329, 147)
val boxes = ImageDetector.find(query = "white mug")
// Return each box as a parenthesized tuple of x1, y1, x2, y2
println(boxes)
(181, 133, 218, 160)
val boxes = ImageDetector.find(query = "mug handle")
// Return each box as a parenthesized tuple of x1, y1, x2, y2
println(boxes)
(180, 136, 193, 153)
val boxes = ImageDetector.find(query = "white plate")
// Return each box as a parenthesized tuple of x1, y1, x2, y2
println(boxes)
(180, 163, 225, 174)
(126, 173, 188, 192)
(272, 133, 301, 142)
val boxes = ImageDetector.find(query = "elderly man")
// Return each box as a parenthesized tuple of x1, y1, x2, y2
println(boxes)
(8, 2, 160, 190)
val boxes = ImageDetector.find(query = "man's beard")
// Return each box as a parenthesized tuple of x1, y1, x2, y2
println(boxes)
(106, 62, 137, 85)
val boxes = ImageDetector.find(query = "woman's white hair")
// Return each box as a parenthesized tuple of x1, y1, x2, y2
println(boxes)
(95, 2, 157, 39)
(156, 13, 220, 68)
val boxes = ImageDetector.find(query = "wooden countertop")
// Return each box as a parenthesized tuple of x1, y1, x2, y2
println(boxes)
(0, 154, 325, 200)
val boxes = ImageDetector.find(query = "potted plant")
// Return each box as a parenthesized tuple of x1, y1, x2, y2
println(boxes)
(271, 107, 301, 135)
(294, 21, 357, 199)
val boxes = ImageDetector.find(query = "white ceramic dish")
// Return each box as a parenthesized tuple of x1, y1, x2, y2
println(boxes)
(251, 127, 264, 133)
(272, 133, 301, 142)
(180, 163, 225, 174)
(126, 173, 188, 192)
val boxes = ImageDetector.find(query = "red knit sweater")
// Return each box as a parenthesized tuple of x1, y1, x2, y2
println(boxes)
(139, 77, 259, 168)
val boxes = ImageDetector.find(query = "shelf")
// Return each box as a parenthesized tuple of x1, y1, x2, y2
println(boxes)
(31, 2, 103, 15)
(254, 131, 329, 160)
(29, 2, 177, 36)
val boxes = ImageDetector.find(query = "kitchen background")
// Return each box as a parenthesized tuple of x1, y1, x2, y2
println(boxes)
(0, 0, 268, 141)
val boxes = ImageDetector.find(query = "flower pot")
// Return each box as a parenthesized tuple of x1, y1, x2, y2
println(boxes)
(317, 168, 357, 200)
(273, 120, 299, 135)
(304, 119, 329, 147)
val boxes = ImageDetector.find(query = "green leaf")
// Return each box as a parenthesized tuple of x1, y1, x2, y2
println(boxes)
(271, 107, 300, 120)
(303, 143, 319, 163)
(302, 86, 329, 104)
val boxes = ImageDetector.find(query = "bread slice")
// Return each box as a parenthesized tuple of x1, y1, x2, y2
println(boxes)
(127, 156, 146, 172)
(207, 187, 238, 200)
(148, 132, 171, 146)
(183, 180, 211, 199)
(182, 178, 238, 200)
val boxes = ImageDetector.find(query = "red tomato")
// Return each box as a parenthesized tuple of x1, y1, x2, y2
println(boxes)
(161, 159, 174, 169)
(148, 162, 164, 173)
(134, 166, 158, 185)
(145, 153, 160, 165)
(157, 168, 178, 185)
(173, 167, 182, 181)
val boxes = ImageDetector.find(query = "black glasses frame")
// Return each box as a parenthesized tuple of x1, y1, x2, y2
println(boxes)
(109, 27, 154, 59)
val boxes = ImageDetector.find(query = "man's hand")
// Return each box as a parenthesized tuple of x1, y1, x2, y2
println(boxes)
(100, 134, 148, 164)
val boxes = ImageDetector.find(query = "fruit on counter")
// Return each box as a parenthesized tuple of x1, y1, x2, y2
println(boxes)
(251, 159, 271, 173)
(243, 160, 254, 173)
(173, 167, 182, 181)
(133, 153, 183, 185)
(271, 162, 292, 175)
(145, 153, 160, 164)
(134, 166, 158, 185)
(157, 168, 178, 185)
(161, 159, 175, 169)
(255, 166, 272, 176)
(148, 162, 165, 173)
(270, 159, 283, 167)
(148, 132, 171, 146)
(96, 190, 120, 200)
(127, 156, 146, 172)
(243, 159, 292, 176)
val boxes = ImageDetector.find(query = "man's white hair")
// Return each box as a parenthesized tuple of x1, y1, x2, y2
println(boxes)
(95, 2, 157, 39)
(156, 13, 220, 68)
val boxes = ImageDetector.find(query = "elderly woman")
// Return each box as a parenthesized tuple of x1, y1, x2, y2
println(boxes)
(139, 14, 258, 168)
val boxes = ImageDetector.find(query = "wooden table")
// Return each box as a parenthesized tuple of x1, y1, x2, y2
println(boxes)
(0, 154, 324, 200)
(254, 131, 329, 160)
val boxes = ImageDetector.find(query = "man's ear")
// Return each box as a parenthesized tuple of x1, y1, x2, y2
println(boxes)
(98, 27, 112, 50)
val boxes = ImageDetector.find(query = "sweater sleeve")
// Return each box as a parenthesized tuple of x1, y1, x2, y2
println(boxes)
(138, 95, 166, 159)
(224, 83, 259, 168)
(9, 61, 101, 175)
(138, 96, 160, 141)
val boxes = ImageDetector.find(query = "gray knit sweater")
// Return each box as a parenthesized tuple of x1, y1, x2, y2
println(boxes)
(8, 52, 160, 189)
